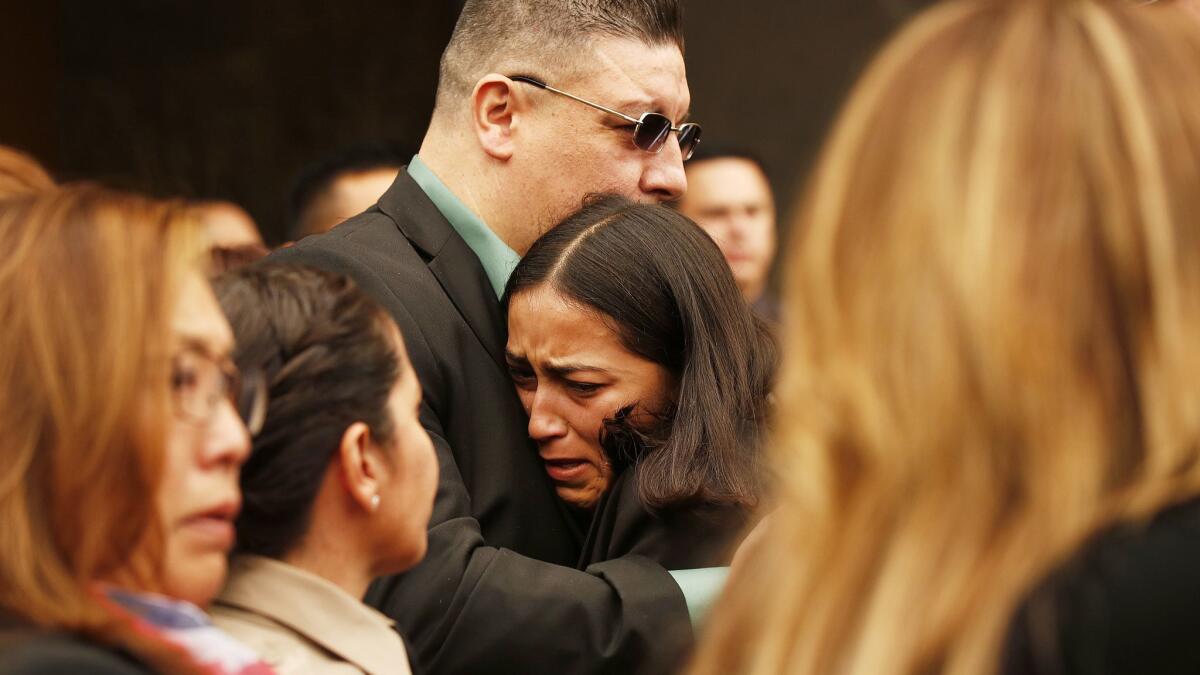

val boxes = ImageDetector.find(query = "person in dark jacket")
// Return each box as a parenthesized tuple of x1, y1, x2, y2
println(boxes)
(269, 0, 714, 672)
(503, 196, 775, 571)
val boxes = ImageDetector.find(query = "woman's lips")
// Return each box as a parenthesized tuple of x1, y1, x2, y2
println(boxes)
(543, 458, 591, 483)
(180, 501, 239, 551)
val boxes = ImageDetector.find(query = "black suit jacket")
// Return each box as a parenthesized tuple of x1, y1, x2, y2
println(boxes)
(269, 169, 691, 674)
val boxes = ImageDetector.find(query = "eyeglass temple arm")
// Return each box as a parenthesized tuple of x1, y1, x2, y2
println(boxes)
(508, 75, 643, 126)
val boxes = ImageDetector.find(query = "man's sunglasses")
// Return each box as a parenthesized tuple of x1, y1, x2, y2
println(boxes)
(508, 75, 702, 160)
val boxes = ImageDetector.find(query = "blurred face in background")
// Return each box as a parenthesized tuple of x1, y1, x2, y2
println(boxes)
(300, 167, 400, 237)
(677, 157, 777, 302)
(506, 285, 671, 509)
(159, 272, 251, 606)
(196, 201, 264, 250)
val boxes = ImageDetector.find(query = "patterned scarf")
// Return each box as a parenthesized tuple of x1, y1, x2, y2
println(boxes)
(99, 586, 275, 674)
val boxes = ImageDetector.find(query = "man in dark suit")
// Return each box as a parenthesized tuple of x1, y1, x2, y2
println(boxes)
(269, 1, 720, 673)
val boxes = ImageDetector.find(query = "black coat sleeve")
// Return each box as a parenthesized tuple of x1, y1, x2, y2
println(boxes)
(581, 469, 750, 571)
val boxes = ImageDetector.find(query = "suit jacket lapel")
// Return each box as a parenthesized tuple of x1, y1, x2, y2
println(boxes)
(379, 168, 509, 370)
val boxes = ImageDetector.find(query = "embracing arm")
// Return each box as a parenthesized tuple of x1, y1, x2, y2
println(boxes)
(368, 420, 692, 674)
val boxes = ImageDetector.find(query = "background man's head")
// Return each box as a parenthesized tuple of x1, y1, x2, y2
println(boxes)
(194, 200, 264, 250)
(422, 0, 690, 254)
(287, 141, 411, 240)
(676, 147, 777, 303)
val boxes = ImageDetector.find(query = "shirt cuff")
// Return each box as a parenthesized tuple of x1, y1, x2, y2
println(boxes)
(667, 567, 730, 630)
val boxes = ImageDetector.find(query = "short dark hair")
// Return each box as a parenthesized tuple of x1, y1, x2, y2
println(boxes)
(214, 263, 403, 559)
(503, 195, 774, 509)
(436, 0, 684, 111)
(286, 140, 413, 240)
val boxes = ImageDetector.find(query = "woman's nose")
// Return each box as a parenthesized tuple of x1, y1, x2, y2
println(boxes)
(205, 398, 252, 466)
(527, 391, 568, 441)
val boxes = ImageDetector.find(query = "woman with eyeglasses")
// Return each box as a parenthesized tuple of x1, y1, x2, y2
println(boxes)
(690, 1, 1200, 674)
(502, 195, 775, 572)
(209, 263, 438, 675)
(0, 186, 272, 674)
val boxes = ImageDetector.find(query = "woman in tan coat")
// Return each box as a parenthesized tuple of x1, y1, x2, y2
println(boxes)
(210, 263, 438, 675)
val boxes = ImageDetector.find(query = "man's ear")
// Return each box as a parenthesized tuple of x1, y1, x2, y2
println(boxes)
(338, 421, 382, 514)
(472, 74, 522, 161)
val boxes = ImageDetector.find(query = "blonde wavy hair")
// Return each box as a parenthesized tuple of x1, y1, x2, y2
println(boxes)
(690, 1, 1200, 673)
(0, 185, 208, 671)
(0, 145, 54, 198)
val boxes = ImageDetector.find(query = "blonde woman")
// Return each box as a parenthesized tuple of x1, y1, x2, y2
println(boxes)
(0, 187, 271, 674)
(691, 1, 1200, 674)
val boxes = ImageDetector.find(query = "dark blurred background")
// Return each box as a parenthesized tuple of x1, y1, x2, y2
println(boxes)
(0, 0, 933, 246)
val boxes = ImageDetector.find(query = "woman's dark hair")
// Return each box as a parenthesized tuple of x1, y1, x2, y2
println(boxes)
(213, 263, 402, 558)
(503, 195, 775, 509)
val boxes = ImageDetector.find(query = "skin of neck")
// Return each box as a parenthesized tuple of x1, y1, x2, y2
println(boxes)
(741, 276, 767, 305)
(280, 472, 377, 600)
(419, 115, 543, 255)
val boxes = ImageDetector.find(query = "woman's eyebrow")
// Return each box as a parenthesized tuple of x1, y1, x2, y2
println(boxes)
(544, 361, 609, 377)
(175, 337, 238, 370)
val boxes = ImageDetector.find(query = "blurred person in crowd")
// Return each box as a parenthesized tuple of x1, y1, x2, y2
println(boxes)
(286, 141, 411, 240)
(676, 146, 779, 320)
(194, 200, 265, 250)
(0, 186, 270, 674)
(690, 1, 1200, 674)
(503, 196, 774, 571)
(0, 145, 54, 198)
(271, 0, 709, 672)
(210, 264, 437, 675)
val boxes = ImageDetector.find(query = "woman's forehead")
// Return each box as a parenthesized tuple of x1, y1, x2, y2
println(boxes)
(172, 272, 234, 356)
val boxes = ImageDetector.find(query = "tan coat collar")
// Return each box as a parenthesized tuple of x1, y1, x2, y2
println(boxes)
(215, 555, 406, 675)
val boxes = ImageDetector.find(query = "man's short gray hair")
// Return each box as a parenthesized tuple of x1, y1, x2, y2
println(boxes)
(434, 0, 684, 113)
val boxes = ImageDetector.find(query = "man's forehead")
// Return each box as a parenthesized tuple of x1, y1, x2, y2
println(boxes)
(575, 37, 690, 115)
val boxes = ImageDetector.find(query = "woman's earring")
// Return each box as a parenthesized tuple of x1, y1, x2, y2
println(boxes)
(370, 493, 381, 512)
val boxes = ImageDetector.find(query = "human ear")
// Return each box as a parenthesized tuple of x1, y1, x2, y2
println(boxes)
(471, 74, 520, 161)
(338, 421, 382, 514)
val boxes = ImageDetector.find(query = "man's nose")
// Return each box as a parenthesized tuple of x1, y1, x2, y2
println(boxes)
(639, 137, 687, 202)
(727, 215, 751, 243)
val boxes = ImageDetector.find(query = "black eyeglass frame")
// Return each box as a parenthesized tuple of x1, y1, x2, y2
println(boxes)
(507, 75, 702, 160)
(170, 346, 269, 437)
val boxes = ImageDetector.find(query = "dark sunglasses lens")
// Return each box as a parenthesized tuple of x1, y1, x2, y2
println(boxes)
(634, 114, 672, 152)
(679, 124, 702, 161)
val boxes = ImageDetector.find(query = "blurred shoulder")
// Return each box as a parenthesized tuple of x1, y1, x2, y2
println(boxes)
(0, 632, 150, 675)
(1004, 496, 1200, 674)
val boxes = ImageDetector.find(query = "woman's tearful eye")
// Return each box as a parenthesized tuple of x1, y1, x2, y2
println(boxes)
(566, 381, 603, 396)
(508, 364, 536, 389)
